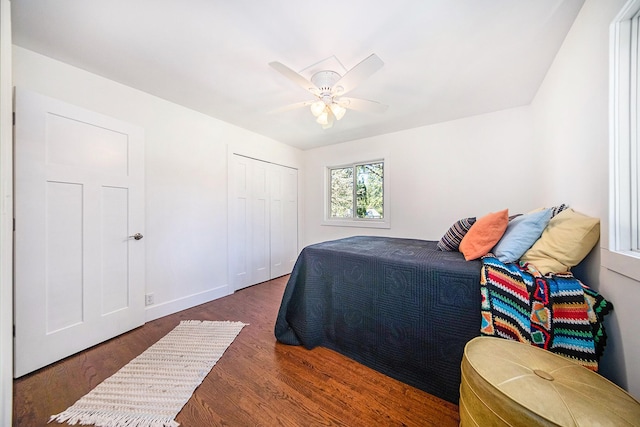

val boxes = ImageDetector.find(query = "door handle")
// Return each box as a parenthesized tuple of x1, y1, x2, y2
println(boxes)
(129, 233, 143, 240)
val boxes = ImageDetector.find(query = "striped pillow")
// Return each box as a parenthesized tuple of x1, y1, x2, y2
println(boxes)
(551, 203, 569, 218)
(437, 217, 476, 251)
(529, 203, 569, 218)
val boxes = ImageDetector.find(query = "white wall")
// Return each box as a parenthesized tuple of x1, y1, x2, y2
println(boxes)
(12, 46, 303, 321)
(531, 0, 639, 397)
(302, 106, 540, 247)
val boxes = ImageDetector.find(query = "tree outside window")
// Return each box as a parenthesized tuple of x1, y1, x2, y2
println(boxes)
(330, 161, 384, 220)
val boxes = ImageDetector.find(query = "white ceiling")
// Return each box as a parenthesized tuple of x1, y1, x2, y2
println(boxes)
(11, 0, 584, 150)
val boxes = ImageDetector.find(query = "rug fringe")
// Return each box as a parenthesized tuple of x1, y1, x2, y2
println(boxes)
(49, 409, 180, 426)
(179, 320, 248, 326)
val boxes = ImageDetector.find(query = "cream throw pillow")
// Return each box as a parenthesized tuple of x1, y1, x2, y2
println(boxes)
(520, 208, 599, 275)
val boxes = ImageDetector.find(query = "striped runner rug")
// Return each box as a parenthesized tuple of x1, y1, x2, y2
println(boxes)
(50, 320, 247, 427)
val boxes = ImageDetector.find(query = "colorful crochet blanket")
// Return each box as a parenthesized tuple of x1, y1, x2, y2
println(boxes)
(480, 255, 612, 371)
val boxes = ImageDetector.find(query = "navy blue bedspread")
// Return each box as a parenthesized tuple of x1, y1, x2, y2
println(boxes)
(274, 236, 482, 404)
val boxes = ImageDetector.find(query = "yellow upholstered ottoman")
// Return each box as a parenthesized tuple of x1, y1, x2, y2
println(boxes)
(459, 337, 640, 426)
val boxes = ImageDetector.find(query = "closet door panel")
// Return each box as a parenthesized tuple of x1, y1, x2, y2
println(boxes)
(229, 155, 252, 290)
(251, 161, 270, 284)
(283, 167, 298, 274)
(270, 166, 286, 278)
(229, 154, 298, 290)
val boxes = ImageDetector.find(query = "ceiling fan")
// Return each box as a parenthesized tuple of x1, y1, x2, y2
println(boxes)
(269, 54, 388, 129)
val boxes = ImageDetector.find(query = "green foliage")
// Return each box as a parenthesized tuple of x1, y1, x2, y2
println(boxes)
(330, 167, 353, 218)
(330, 162, 383, 219)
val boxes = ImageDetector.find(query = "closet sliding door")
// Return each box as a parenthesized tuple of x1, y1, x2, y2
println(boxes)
(229, 154, 297, 291)
(270, 165, 298, 279)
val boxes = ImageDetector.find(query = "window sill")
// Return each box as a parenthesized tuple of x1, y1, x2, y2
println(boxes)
(322, 219, 391, 229)
(601, 248, 640, 282)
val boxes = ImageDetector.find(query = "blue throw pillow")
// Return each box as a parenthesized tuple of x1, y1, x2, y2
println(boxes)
(493, 209, 552, 263)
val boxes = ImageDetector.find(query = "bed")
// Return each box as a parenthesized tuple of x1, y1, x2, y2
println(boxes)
(275, 205, 613, 404)
(274, 236, 482, 404)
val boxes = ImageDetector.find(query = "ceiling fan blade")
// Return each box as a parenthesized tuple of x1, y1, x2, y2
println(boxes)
(269, 61, 320, 95)
(334, 54, 384, 95)
(269, 100, 315, 114)
(337, 97, 388, 114)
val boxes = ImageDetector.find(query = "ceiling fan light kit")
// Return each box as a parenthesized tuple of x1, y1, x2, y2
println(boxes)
(310, 100, 326, 117)
(269, 54, 388, 129)
(330, 103, 346, 120)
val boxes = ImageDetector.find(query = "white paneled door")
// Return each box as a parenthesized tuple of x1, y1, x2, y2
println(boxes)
(13, 88, 145, 377)
(270, 165, 298, 278)
(229, 154, 297, 291)
(250, 159, 271, 285)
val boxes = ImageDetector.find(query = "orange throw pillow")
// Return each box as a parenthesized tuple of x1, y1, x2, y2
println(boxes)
(459, 209, 509, 261)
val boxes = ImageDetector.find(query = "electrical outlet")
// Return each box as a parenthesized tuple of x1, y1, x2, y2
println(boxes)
(145, 293, 154, 306)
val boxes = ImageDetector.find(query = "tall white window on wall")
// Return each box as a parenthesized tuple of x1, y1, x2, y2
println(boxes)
(611, 0, 640, 255)
(325, 160, 390, 228)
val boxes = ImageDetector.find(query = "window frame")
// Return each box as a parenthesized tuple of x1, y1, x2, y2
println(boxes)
(323, 158, 390, 229)
(607, 0, 640, 281)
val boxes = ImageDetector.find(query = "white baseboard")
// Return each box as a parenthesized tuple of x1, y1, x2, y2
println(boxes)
(144, 284, 232, 322)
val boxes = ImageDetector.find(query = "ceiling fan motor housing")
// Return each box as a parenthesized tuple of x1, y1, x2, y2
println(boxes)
(311, 70, 343, 95)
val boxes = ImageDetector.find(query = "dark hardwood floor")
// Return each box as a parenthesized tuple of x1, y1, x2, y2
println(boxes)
(13, 276, 460, 426)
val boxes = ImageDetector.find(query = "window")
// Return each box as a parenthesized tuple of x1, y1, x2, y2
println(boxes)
(326, 160, 388, 228)
(611, 0, 640, 254)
